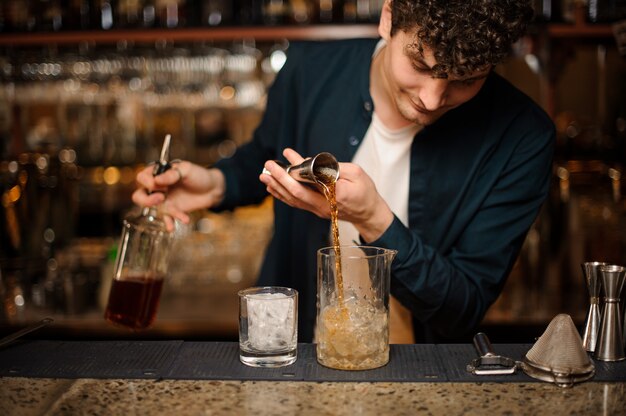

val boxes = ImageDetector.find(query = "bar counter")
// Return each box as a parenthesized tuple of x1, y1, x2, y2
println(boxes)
(1, 341, 625, 415)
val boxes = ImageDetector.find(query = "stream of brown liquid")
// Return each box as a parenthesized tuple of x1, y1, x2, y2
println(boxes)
(320, 176, 344, 305)
(317, 166, 389, 370)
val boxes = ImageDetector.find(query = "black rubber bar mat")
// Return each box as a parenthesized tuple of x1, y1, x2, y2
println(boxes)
(0, 340, 183, 379)
(1, 341, 625, 382)
(164, 343, 446, 382)
(587, 359, 626, 381)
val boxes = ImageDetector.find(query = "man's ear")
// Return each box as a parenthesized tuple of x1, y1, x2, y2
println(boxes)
(378, 0, 393, 41)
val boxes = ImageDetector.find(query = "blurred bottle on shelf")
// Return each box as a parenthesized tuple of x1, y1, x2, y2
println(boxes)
(237, 0, 263, 25)
(33, 0, 64, 32)
(197, 0, 235, 27)
(560, 0, 577, 23)
(533, 0, 576, 23)
(93, 0, 115, 30)
(116, 0, 144, 28)
(317, 0, 336, 23)
(262, 0, 286, 25)
(142, 0, 156, 27)
(200, 0, 234, 27)
(1, 0, 35, 32)
(288, 0, 313, 24)
(342, 0, 357, 23)
(356, 0, 371, 22)
(588, 0, 626, 23)
(155, 0, 187, 28)
(65, 0, 93, 30)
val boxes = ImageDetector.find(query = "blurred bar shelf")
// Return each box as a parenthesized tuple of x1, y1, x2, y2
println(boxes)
(0, 23, 615, 47)
(547, 23, 615, 39)
(544, 4, 617, 40)
(0, 25, 380, 46)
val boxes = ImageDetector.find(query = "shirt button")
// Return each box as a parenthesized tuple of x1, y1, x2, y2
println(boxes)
(364, 101, 373, 112)
(349, 136, 360, 146)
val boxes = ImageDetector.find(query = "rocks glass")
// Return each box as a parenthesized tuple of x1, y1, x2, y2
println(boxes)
(238, 286, 298, 367)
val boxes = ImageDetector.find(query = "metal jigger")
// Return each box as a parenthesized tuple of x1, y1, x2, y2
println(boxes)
(262, 152, 339, 191)
(594, 265, 626, 362)
(581, 262, 607, 352)
(284, 152, 339, 185)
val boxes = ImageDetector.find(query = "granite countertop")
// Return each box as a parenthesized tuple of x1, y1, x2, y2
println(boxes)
(2, 377, 626, 415)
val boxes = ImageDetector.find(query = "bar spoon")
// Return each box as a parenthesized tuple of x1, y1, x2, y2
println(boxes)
(0, 317, 54, 348)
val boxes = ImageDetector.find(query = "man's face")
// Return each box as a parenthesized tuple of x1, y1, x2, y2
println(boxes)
(382, 30, 491, 126)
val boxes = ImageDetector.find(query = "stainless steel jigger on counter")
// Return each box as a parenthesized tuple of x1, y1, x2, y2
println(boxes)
(594, 264, 625, 362)
(581, 262, 626, 362)
(581, 261, 607, 353)
(262, 152, 339, 191)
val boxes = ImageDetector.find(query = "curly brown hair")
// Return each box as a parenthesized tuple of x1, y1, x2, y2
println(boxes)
(390, 0, 534, 78)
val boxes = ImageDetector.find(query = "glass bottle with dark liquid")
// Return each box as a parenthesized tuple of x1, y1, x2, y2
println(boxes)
(104, 135, 174, 330)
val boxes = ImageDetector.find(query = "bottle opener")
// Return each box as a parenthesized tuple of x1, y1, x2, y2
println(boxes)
(466, 332, 519, 375)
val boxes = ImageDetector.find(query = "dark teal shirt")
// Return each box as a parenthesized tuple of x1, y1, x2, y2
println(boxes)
(215, 38, 555, 342)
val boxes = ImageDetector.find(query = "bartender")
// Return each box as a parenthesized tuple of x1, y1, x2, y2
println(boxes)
(133, 0, 555, 343)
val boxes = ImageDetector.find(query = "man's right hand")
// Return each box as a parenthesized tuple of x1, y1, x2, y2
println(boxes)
(132, 161, 226, 227)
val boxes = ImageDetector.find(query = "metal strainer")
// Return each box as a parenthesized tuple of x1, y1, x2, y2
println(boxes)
(521, 314, 595, 388)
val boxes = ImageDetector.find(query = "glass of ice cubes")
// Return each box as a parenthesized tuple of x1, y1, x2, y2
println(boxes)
(238, 286, 298, 367)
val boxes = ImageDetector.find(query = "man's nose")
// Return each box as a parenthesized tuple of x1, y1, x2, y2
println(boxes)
(419, 78, 448, 111)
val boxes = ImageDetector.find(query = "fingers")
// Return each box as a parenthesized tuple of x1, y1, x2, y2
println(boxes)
(168, 160, 189, 183)
(260, 159, 330, 217)
(333, 162, 362, 182)
(260, 160, 297, 204)
(160, 200, 191, 225)
(172, 166, 183, 182)
(153, 165, 184, 187)
(262, 178, 295, 207)
(136, 166, 156, 189)
(136, 161, 188, 198)
(131, 187, 164, 207)
(163, 215, 176, 233)
(134, 161, 185, 206)
(283, 148, 305, 165)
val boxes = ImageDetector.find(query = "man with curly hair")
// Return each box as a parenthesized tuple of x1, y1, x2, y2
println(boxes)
(134, 0, 555, 343)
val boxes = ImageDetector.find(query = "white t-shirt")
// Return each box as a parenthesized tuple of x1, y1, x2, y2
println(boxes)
(338, 65, 422, 245)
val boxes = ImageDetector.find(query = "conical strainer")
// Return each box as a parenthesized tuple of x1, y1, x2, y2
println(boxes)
(521, 314, 595, 388)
